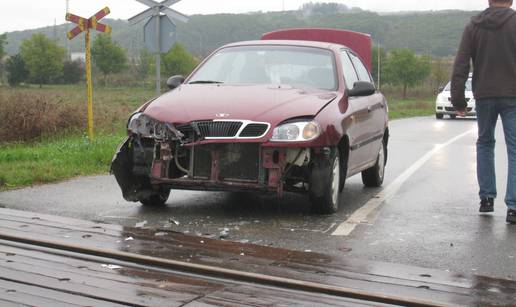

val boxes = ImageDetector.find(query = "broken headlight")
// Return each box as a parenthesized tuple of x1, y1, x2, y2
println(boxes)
(270, 121, 321, 142)
(127, 113, 168, 139)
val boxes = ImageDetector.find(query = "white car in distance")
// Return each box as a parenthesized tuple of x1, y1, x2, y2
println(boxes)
(435, 78, 476, 119)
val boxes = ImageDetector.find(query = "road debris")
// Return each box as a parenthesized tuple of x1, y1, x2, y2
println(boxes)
(168, 218, 180, 226)
(101, 264, 123, 270)
(219, 228, 230, 239)
(135, 221, 148, 228)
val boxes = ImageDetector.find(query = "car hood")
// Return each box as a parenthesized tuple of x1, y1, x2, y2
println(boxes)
(143, 84, 337, 125)
(441, 91, 474, 99)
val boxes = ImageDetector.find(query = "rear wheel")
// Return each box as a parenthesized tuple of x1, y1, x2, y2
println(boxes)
(309, 149, 340, 214)
(140, 190, 170, 207)
(362, 141, 386, 187)
(450, 114, 457, 119)
(436, 113, 444, 119)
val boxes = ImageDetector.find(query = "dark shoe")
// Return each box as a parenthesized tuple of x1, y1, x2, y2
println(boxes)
(479, 198, 494, 213)
(507, 209, 516, 224)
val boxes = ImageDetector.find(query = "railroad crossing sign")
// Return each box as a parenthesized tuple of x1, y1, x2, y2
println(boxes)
(129, 0, 189, 95)
(144, 15, 177, 53)
(66, 7, 112, 142)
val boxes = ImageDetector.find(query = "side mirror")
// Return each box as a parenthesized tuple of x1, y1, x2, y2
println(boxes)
(167, 75, 185, 90)
(348, 81, 376, 97)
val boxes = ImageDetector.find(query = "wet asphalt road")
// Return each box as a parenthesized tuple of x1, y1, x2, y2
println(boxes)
(1, 116, 515, 279)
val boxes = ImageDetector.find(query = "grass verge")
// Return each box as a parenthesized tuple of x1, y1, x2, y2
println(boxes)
(0, 133, 126, 191)
(388, 98, 434, 120)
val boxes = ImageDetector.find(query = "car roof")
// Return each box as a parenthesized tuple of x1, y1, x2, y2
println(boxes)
(222, 40, 347, 52)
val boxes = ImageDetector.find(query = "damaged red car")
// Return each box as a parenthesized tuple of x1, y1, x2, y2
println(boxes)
(111, 28, 389, 214)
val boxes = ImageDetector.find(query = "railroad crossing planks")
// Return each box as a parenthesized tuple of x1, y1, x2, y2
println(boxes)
(0, 208, 514, 306)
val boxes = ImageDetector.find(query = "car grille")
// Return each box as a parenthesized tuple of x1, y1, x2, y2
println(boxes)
(239, 124, 269, 137)
(448, 98, 470, 102)
(178, 121, 269, 139)
(196, 121, 242, 138)
(445, 107, 473, 112)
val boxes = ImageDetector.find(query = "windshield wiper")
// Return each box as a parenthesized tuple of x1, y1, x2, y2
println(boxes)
(189, 80, 224, 84)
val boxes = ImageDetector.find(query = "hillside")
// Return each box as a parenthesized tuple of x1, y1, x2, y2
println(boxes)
(3, 7, 478, 58)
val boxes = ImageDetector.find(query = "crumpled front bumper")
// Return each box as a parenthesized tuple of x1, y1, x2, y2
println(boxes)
(111, 136, 319, 202)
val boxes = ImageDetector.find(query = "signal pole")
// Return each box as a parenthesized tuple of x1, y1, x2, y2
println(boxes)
(129, 0, 189, 96)
(155, 6, 161, 95)
(66, 7, 112, 142)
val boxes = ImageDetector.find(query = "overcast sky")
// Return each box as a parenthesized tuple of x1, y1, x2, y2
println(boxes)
(0, 0, 488, 33)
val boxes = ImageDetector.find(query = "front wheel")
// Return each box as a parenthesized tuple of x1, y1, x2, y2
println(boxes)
(362, 141, 386, 187)
(436, 113, 444, 119)
(309, 149, 341, 214)
(140, 190, 170, 207)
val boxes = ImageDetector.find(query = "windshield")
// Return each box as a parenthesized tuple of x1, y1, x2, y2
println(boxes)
(189, 45, 337, 90)
(444, 79, 472, 92)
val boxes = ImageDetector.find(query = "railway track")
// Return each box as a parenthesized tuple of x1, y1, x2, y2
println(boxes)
(0, 208, 514, 306)
(0, 232, 441, 307)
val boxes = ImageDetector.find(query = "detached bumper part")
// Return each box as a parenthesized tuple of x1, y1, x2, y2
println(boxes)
(111, 138, 158, 202)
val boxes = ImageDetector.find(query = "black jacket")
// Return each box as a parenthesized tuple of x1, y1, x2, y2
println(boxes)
(451, 7, 516, 108)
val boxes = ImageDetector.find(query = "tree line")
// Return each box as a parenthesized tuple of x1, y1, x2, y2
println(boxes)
(0, 32, 448, 98)
(3, 7, 476, 59)
(0, 33, 198, 88)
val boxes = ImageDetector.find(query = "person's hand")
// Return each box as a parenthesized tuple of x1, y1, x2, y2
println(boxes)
(456, 108, 467, 117)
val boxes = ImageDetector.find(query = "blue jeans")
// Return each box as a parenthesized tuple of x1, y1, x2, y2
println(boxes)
(476, 98, 516, 210)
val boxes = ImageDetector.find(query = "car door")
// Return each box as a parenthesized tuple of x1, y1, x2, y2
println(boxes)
(348, 51, 386, 165)
(340, 50, 373, 175)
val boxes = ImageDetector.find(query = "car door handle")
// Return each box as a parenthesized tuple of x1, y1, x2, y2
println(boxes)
(367, 106, 372, 113)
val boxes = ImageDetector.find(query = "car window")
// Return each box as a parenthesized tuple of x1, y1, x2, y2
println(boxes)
(444, 80, 472, 92)
(190, 45, 337, 91)
(340, 51, 359, 89)
(348, 52, 372, 83)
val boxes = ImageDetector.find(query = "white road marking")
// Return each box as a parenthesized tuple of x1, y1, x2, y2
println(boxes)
(332, 128, 476, 236)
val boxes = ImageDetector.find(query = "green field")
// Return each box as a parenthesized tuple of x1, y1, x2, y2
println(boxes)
(388, 98, 435, 120)
(0, 134, 125, 190)
(0, 85, 434, 190)
(0, 84, 154, 190)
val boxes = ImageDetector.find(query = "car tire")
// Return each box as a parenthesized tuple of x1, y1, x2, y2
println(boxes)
(140, 190, 170, 207)
(450, 114, 457, 119)
(309, 149, 340, 215)
(436, 113, 444, 119)
(362, 141, 386, 188)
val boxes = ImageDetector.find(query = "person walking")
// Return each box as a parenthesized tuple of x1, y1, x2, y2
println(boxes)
(451, 0, 516, 224)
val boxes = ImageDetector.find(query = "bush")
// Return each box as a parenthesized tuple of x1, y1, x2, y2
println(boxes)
(0, 92, 83, 142)
(63, 59, 85, 84)
(20, 34, 66, 87)
(5, 54, 29, 86)
(92, 34, 127, 85)
(161, 44, 199, 77)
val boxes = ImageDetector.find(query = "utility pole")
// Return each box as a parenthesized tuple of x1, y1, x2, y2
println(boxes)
(377, 42, 381, 90)
(66, 0, 70, 57)
(53, 19, 58, 41)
